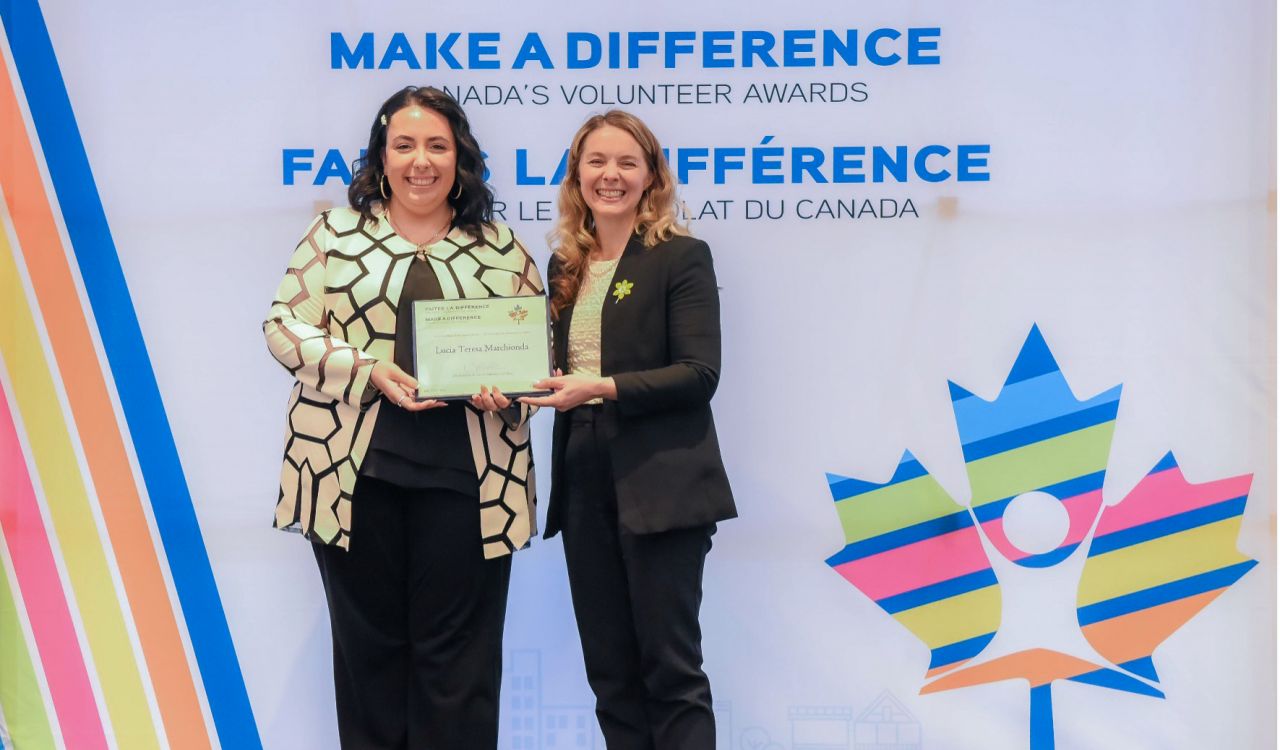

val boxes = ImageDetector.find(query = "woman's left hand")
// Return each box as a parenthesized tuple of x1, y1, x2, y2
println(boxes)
(519, 373, 615, 411)
(470, 385, 512, 412)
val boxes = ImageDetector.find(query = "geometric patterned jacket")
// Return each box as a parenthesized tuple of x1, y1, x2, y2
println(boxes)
(263, 208, 543, 558)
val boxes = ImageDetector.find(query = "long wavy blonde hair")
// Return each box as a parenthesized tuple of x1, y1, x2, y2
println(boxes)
(548, 110, 687, 318)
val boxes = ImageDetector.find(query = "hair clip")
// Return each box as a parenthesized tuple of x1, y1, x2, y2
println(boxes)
(380, 114, 388, 126)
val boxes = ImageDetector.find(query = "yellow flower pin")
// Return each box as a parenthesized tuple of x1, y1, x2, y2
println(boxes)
(612, 279, 634, 303)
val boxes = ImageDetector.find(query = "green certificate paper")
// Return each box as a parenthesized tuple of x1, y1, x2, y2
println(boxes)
(411, 296, 554, 400)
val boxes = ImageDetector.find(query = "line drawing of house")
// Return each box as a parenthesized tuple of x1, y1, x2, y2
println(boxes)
(853, 692, 921, 750)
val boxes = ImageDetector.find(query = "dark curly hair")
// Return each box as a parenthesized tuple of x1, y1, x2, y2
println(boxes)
(348, 86, 494, 239)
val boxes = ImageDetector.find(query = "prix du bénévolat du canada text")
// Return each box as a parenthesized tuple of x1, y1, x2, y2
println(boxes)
(283, 27, 988, 222)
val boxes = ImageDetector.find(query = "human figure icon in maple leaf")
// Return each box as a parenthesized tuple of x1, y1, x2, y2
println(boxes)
(825, 325, 1256, 749)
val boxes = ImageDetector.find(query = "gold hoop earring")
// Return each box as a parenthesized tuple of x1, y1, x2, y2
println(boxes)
(379, 175, 390, 200)
(452, 181, 462, 200)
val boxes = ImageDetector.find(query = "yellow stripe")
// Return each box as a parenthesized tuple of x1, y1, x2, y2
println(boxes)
(0, 217, 161, 745)
(968, 422, 1115, 506)
(892, 585, 1001, 647)
(1078, 518, 1249, 606)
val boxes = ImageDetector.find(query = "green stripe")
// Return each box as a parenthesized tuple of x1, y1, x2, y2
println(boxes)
(0, 556, 58, 750)
(836, 473, 961, 544)
(968, 422, 1115, 506)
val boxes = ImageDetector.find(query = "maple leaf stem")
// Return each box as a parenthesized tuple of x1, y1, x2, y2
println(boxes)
(1030, 684, 1056, 750)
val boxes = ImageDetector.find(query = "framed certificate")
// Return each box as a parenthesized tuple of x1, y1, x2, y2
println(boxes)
(411, 295, 554, 401)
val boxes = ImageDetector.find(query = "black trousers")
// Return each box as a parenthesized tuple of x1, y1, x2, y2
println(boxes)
(560, 406, 716, 750)
(312, 477, 512, 750)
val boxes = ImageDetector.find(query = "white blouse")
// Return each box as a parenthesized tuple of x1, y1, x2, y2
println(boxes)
(567, 257, 621, 405)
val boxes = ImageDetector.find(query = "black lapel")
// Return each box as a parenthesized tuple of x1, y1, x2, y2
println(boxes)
(554, 303, 573, 374)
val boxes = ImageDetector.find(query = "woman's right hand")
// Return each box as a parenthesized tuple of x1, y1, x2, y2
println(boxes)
(369, 360, 445, 411)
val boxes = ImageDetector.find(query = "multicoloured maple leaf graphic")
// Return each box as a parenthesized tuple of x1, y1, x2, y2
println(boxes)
(825, 326, 1256, 749)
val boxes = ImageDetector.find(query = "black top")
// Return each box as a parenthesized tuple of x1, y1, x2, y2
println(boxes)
(361, 256, 477, 497)
(544, 234, 736, 538)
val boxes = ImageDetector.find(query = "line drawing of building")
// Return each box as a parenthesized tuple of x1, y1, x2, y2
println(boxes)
(725, 692, 924, 750)
(714, 699, 733, 750)
(504, 649, 737, 749)
(538, 704, 599, 749)
(503, 658, 923, 750)
(504, 649, 605, 749)
(853, 692, 921, 750)
(507, 650, 542, 749)
(789, 705, 853, 750)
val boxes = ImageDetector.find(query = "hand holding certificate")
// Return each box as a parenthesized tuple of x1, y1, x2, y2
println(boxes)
(411, 296, 554, 401)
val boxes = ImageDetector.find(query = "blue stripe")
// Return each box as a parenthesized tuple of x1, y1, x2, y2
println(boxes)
(1006, 325, 1059, 385)
(827, 474, 886, 501)
(952, 369, 1120, 445)
(1066, 667, 1164, 698)
(1078, 561, 1257, 626)
(928, 632, 994, 669)
(826, 509, 973, 566)
(951, 327, 1063, 401)
(1011, 544, 1078, 568)
(0, 4, 261, 748)
(1150, 452, 1179, 474)
(878, 568, 998, 614)
(948, 379, 975, 402)
(961, 400, 1119, 463)
(827, 453, 929, 501)
(1030, 684, 1055, 750)
(1118, 656, 1159, 682)
(1089, 496, 1248, 557)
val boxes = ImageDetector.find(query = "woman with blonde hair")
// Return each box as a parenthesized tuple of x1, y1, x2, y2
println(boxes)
(522, 110, 736, 749)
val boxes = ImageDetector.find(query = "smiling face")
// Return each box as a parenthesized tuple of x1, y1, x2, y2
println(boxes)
(577, 124, 653, 232)
(383, 105, 457, 221)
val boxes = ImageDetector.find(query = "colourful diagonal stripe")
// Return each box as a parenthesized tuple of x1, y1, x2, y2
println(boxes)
(1078, 454, 1256, 675)
(0, 170, 159, 744)
(828, 450, 1000, 674)
(0, 43, 209, 749)
(953, 325, 1118, 568)
(1, 1, 260, 746)
(0, 375, 106, 747)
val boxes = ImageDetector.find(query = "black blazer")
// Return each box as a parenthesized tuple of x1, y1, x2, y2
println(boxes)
(544, 234, 737, 537)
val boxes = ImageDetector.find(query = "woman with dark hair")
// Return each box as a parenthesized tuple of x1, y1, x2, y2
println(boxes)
(263, 86, 541, 749)
(522, 111, 736, 749)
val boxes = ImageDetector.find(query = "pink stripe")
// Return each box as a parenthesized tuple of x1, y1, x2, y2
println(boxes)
(834, 470, 1250, 605)
(983, 490, 1104, 564)
(836, 491, 1105, 600)
(834, 526, 991, 601)
(0, 384, 108, 749)
(1095, 467, 1252, 536)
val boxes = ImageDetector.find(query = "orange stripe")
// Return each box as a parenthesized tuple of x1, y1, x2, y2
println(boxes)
(921, 649, 1105, 692)
(1081, 589, 1224, 665)
(0, 51, 209, 749)
(924, 660, 972, 679)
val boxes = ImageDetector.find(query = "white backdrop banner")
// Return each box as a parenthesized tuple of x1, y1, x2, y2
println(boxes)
(0, 1, 1274, 749)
